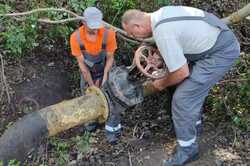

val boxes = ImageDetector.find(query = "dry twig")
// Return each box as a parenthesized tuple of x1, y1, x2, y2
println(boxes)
(128, 150, 133, 166)
(0, 8, 78, 17)
(0, 53, 10, 104)
(132, 123, 139, 137)
(219, 78, 249, 84)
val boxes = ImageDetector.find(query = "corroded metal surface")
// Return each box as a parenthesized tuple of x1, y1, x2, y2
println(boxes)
(0, 87, 109, 164)
(0, 112, 48, 165)
(39, 86, 109, 136)
(105, 66, 144, 107)
(0, 67, 156, 164)
(134, 45, 168, 79)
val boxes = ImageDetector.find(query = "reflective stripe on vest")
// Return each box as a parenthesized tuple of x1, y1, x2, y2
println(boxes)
(154, 12, 229, 31)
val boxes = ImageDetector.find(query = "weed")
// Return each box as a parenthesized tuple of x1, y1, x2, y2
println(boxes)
(206, 53, 250, 131)
(73, 132, 91, 154)
(49, 137, 70, 166)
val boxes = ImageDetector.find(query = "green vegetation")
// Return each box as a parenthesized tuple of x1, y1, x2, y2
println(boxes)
(48, 132, 91, 165)
(0, 1, 249, 165)
(73, 132, 91, 154)
(0, 0, 248, 129)
(0, 5, 36, 57)
(7, 160, 21, 166)
(0, 0, 171, 57)
(207, 53, 250, 131)
(0, 0, 142, 57)
(0, 160, 21, 166)
(49, 137, 71, 166)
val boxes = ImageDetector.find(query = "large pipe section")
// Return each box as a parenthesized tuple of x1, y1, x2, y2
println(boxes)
(0, 66, 155, 165)
(0, 87, 109, 165)
(0, 66, 158, 165)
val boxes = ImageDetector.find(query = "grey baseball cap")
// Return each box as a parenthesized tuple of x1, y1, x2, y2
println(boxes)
(83, 7, 103, 29)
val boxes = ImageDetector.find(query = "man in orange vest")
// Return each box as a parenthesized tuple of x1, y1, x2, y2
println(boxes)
(70, 7, 117, 90)
(70, 7, 120, 143)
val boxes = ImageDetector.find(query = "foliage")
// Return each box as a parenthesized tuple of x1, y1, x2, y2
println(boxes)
(72, 132, 91, 154)
(206, 53, 250, 131)
(68, 0, 96, 14)
(0, 3, 39, 57)
(0, 0, 249, 127)
(0, 0, 169, 57)
(1, 15, 38, 57)
(49, 137, 70, 166)
(48, 132, 91, 165)
(99, 0, 138, 26)
(0, 160, 22, 166)
(8, 160, 21, 166)
(0, 4, 11, 13)
(0, 1, 249, 166)
(0, 0, 135, 57)
(155, 0, 170, 5)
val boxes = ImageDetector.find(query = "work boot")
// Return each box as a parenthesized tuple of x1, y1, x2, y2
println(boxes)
(163, 143, 199, 166)
(105, 129, 121, 145)
(85, 122, 98, 132)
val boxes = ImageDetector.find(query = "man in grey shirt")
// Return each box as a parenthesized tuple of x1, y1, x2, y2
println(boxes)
(122, 6, 240, 166)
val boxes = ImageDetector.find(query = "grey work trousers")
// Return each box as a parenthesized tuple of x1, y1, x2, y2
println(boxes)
(172, 30, 240, 147)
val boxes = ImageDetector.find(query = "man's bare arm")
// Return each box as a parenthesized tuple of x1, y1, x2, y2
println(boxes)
(76, 55, 94, 86)
(102, 52, 114, 85)
(104, 52, 114, 74)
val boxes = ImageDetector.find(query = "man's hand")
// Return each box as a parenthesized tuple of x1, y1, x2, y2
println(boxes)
(94, 80, 101, 87)
(88, 80, 94, 87)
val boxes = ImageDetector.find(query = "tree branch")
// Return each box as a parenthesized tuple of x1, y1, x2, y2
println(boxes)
(38, 17, 80, 24)
(222, 3, 250, 24)
(0, 8, 78, 17)
(1, 3, 250, 44)
(219, 78, 249, 84)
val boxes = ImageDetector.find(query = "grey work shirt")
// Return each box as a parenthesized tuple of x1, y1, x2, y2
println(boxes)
(150, 6, 221, 72)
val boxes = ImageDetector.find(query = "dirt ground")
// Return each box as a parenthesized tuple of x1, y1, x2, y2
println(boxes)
(0, 51, 249, 166)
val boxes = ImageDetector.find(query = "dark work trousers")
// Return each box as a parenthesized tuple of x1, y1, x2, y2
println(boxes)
(172, 30, 240, 147)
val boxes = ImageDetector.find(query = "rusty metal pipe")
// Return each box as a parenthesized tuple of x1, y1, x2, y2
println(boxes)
(0, 79, 155, 165)
(40, 87, 109, 136)
(0, 87, 108, 165)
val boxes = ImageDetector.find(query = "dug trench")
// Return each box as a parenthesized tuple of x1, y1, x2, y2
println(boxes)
(0, 46, 249, 166)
